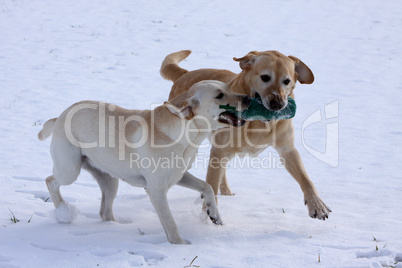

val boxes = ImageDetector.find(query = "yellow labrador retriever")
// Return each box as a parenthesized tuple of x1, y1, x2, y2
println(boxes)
(38, 80, 250, 244)
(161, 50, 331, 220)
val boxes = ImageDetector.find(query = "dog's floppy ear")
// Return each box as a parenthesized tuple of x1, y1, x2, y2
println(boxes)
(165, 91, 199, 120)
(288, 56, 315, 84)
(169, 90, 189, 108)
(233, 51, 258, 70)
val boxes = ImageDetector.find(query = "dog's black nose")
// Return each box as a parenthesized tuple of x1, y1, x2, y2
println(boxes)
(269, 100, 284, 111)
(242, 95, 251, 107)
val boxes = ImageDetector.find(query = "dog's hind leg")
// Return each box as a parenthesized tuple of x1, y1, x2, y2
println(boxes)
(218, 166, 233, 196)
(46, 137, 82, 223)
(96, 175, 119, 221)
(206, 147, 234, 197)
(47, 137, 82, 209)
(177, 171, 222, 225)
(46, 175, 65, 208)
(82, 159, 119, 221)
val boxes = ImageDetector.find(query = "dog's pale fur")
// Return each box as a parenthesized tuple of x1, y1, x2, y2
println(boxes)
(39, 80, 250, 244)
(161, 50, 331, 220)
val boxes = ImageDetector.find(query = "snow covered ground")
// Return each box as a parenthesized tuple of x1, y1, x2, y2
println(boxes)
(1, 0, 401, 267)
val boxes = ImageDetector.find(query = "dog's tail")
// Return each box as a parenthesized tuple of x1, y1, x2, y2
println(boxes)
(160, 50, 191, 82)
(38, 118, 57, 141)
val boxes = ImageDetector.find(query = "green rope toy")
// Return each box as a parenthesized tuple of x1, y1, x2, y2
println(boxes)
(219, 96, 297, 121)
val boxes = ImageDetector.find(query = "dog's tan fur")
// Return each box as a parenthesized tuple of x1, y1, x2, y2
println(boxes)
(161, 50, 331, 220)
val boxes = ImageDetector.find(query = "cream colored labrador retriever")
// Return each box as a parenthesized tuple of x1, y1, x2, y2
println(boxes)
(38, 80, 250, 244)
(161, 50, 331, 220)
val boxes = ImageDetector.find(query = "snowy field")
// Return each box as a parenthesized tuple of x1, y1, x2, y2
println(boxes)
(1, 0, 402, 267)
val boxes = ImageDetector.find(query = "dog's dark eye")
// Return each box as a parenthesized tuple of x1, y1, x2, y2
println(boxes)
(283, 78, 291, 85)
(216, 92, 224, 99)
(261, 75, 271, 83)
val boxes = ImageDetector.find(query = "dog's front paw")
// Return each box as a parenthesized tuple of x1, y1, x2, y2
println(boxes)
(304, 196, 331, 220)
(206, 209, 223, 225)
(204, 201, 223, 225)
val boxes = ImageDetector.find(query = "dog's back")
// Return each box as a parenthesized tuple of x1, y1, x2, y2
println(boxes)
(160, 50, 236, 99)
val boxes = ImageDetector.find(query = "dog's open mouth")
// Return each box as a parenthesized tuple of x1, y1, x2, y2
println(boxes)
(218, 111, 245, 127)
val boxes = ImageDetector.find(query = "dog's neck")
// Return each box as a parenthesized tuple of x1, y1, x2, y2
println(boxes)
(187, 116, 214, 147)
(227, 72, 252, 95)
(153, 105, 210, 149)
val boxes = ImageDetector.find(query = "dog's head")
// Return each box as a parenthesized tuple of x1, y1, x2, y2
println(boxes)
(234, 50, 314, 111)
(165, 80, 250, 130)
